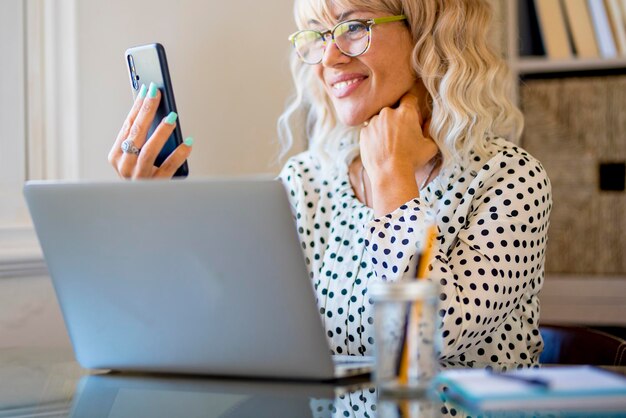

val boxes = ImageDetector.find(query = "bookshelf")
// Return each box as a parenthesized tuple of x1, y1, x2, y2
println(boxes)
(498, 1, 626, 326)
(505, 0, 626, 76)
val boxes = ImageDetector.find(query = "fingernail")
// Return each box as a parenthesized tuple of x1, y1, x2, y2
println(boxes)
(148, 82, 158, 98)
(184, 137, 194, 147)
(138, 84, 147, 99)
(164, 112, 178, 125)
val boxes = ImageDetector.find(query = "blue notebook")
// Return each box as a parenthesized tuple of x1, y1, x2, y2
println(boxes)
(435, 366, 626, 413)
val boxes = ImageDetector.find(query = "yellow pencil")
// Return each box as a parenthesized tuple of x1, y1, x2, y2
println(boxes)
(417, 225, 438, 279)
(398, 224, 438, 386)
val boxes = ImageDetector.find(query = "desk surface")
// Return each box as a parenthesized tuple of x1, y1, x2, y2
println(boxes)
(1, 347, 625, 418)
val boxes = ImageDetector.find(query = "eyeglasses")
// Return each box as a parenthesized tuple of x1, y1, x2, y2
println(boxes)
(288, 15, 407, 65)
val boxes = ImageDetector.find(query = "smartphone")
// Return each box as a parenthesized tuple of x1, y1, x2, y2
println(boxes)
(125, 43, 189, 177)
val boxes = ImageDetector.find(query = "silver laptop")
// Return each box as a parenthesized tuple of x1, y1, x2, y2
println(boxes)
(23, 178, 372, 380)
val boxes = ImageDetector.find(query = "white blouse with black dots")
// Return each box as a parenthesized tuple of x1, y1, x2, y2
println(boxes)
(279, 137, 552, 367)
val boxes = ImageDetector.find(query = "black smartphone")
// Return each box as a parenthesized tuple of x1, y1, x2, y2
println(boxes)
(125, 43, 189, 177)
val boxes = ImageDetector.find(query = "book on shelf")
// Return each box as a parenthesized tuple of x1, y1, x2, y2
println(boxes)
(606, 0, 626, 55)
(518, 0, 546, 56)
(436, 366, 626, 413)
(562, 0, 600, 58)
(588, 0, 619, 57)
(533, 0, 573, 59)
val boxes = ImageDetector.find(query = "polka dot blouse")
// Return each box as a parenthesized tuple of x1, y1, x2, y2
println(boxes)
(278, 137, 552, 367)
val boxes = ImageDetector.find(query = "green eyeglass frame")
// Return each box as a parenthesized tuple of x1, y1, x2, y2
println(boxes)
(288, 15, 407, 64)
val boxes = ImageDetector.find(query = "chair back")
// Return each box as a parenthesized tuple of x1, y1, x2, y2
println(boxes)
(539, 324, 626, 365)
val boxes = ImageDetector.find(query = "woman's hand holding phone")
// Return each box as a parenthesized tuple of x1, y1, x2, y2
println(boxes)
(108, 82, 193, 179)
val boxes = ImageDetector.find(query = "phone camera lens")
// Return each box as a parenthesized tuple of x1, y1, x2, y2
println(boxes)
(128, 54, 138, 89)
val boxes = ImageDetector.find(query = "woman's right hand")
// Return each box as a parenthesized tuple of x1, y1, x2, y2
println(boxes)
(108, 83, 192, 179)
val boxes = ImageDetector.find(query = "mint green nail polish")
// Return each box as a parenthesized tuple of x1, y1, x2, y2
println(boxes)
(184, 137, 194, 147)
(138, 84, 147, 99)
(148, 82, 158, 98)
(164, 112, 178, 124)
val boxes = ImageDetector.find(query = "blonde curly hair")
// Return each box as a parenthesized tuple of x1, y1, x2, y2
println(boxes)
(278, 0, 523, 170)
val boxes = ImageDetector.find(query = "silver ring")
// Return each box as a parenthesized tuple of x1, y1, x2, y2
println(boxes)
(121, 139, 141, 155)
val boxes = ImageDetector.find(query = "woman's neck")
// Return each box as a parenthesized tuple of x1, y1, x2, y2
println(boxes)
(408, 80, 432, 123)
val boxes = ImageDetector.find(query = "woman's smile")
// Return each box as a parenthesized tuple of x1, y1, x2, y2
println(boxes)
(328, 73, 368, 98)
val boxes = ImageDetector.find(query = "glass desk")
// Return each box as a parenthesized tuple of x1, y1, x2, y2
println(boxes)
(1, 347, 625, 418)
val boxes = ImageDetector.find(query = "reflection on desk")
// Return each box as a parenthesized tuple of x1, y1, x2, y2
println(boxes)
(70, 373, 451, 418)
(72, 373, 376, 417)
(2, 348, 626, 418)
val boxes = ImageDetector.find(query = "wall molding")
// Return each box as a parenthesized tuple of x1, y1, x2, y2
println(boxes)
(0, 256, 47, 279)
(27, 0, 80, 180)
(0, 0, 80, 278)
(0, 226, 45, 278)
(0, 0, 28, 228)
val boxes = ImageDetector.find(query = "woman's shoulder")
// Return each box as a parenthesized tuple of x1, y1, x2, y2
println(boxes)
(278, 150, 326, 192)
(279, 150, 324, 180)
(480, 136, 530, 158)
(281, 150, 322, 171)
(479, 137, 550, 182)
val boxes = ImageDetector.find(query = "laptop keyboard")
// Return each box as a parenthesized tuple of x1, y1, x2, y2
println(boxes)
(333, 355, 375, 365)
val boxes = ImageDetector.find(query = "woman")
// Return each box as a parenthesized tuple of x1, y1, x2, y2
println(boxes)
(109, 0, 552, 367)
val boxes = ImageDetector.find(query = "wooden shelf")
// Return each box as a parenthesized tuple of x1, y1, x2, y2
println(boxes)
(514, 57, 626, 75)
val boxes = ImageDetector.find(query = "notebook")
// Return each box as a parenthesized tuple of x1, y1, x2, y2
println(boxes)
(436, 366, 626, 412)
(23, 179, 373, 380)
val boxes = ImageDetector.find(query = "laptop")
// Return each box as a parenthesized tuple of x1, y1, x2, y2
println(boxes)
(23, 178, 373, 380)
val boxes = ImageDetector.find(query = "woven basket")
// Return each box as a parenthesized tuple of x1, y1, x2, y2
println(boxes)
(521, 76, 626, 274)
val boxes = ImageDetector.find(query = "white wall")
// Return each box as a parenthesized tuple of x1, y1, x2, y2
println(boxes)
(0, 0, 305, 349)
(73, 0, 304, 179)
